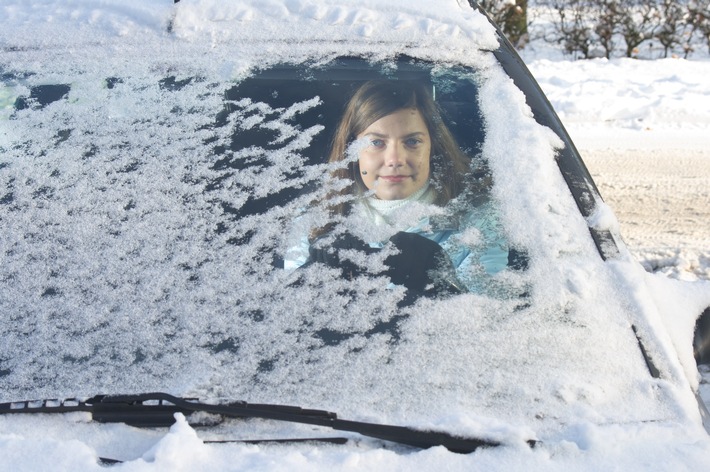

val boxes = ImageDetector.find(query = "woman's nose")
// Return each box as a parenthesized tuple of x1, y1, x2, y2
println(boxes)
(385, 145, 404, 167)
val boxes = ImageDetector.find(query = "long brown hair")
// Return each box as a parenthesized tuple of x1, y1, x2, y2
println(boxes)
(311, 80, 471, 240)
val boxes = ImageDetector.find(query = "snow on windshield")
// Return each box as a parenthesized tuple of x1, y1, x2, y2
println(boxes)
(0, 59, 679, 438)
(0, 0, 697, 445)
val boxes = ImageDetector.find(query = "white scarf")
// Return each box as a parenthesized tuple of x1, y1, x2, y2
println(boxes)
(362, 182, 436, 226)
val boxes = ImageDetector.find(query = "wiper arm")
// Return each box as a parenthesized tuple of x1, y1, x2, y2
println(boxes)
(0, 392, 502, 453)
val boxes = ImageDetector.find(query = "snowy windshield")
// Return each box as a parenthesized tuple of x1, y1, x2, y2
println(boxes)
(0, 48, 675, 440)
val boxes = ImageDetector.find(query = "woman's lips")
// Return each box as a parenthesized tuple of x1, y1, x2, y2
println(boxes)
(379, 175, 410, 183)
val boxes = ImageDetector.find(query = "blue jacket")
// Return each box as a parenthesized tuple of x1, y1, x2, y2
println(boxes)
(284, 199, 509, 294)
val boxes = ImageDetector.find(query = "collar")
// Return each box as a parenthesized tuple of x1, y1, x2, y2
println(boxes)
(365, 181, 434, 217)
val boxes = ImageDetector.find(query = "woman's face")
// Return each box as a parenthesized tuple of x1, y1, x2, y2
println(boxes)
(356, 108, 431, 200)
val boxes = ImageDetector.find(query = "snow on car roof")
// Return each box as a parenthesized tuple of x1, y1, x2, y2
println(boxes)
(171, 0, 498, 49)
(1, 0, 499, 68)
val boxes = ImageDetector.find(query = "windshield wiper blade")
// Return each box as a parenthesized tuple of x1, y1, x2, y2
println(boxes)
(0, 392, 501, 453)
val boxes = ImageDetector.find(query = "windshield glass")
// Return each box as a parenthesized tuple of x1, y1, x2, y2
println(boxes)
(0, 54, 674, 440)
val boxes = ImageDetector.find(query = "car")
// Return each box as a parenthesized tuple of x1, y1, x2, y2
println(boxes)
(1, 0, 709, 469)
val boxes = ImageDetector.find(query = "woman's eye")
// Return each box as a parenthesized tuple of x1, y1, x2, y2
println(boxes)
(404, 138, 422, 147)
(370, 139, 385, 148)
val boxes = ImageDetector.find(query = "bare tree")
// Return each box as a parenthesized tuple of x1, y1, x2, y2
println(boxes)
(615, 0, 662, 57)
(476, 0, 529, 47)
(594, 0, 619, 59)
(542, 0, 595, 58)
(492, 0, 706, 57)
(688, 0, 710, 54)
(656, 0, 690, 57)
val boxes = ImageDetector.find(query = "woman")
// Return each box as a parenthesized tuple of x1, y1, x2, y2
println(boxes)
(286, 80, 508, 298)
(325, 80, 469, 219)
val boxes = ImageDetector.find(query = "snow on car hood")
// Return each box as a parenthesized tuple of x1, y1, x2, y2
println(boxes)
(0, 0, 704, 449)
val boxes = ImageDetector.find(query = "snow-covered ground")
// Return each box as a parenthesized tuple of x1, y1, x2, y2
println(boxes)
(519, 51, 710, 283)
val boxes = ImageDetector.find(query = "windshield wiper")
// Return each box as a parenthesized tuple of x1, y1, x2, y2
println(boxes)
(0, 392, 502, 454)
